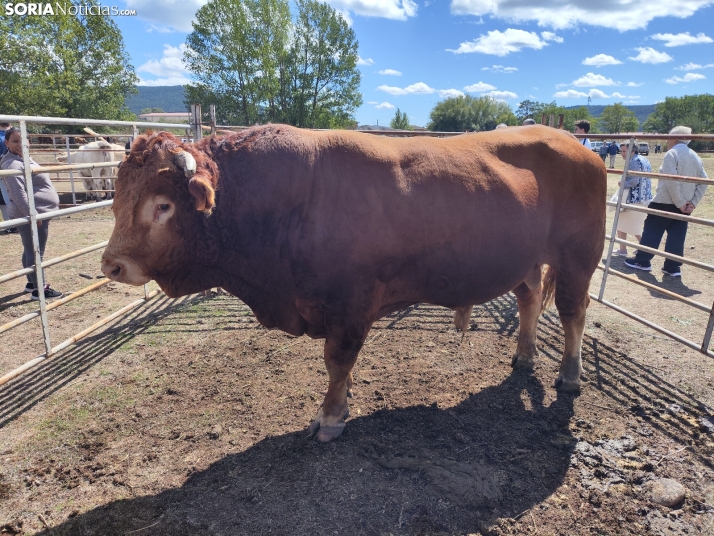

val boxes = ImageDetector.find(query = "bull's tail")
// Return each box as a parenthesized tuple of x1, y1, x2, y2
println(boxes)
(540, 264, 556, 313)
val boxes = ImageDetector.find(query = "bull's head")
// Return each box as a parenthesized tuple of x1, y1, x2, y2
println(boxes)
(101, 132, 219, 294)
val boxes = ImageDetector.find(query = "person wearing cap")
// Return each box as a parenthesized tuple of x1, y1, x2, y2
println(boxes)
(625, 126, 708, 277)
(522, 118, 536, 125)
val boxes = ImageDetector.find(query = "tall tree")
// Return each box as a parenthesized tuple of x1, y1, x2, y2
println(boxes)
(390, 108, 412, 130)
(184, 0, 361, 128)
(600, 103, 639, 133)
(427, 95, 514, 132)
(0, 0, 137, 125)
(642, 94, 714, 133)
(515, 99, 546, 122)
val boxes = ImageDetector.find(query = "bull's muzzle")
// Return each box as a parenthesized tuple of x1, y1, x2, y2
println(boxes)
(101, 257, 123, 281)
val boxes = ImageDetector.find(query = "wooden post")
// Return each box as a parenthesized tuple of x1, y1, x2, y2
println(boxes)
(541, 113, 547, 125)
(557, 114, 564, 129)
(210, 105, 216, 136)
(191, 104, 203, 141)
(549, 114, 555, 127)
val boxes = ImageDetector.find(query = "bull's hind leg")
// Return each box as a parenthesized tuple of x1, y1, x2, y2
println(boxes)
(511, 269, 543, 369)
(553, 268, 590, 392)
(308, 325, 368, 442)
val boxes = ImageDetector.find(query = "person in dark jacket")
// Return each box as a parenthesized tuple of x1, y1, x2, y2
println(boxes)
(598, 141, 608, 163)
(607, 140, 619, 168)
(0, 127, 63, 299)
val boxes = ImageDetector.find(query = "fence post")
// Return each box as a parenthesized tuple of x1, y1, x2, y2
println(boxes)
(65, 137, 77, 206)
(557, 114, 564, 129)
(191, 104, 203, 141)
(541, 113, 547, 125)
(598, 136, 634, 301)
(210, 105, 216, 136)
(20, 121, 53, 356)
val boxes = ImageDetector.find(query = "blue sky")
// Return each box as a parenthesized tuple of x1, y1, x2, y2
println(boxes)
(112, 0, 714, 127)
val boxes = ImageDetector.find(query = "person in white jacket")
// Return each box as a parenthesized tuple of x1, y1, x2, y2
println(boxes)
(625, 126, 708, 277)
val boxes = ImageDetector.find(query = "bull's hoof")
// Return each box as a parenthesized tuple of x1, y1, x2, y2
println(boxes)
(554, 375, 581, 392)
(307, 407, 349, 442)
(511, 353, 535, 370)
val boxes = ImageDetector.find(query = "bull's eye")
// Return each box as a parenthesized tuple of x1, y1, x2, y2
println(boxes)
(158, 203, 170, 212)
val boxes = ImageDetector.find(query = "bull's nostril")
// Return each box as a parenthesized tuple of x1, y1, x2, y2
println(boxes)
(111, 266, 121, 278)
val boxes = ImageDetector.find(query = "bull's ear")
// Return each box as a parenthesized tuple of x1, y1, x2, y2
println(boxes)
(188, 175, 215, 213)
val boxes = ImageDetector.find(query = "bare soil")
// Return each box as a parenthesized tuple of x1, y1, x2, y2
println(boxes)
(0, 152, 713, 535)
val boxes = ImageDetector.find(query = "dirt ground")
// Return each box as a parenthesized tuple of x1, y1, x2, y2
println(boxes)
(1, 151, 714, 535)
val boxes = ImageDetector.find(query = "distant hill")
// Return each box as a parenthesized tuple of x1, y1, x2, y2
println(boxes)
(125, 86, 187, 114)
(567, 104, 656, 128)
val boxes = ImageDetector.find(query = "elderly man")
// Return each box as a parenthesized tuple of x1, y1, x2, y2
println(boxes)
(625, 126, 708, 277)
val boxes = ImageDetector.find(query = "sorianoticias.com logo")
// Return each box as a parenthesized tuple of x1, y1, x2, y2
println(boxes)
(4, 3, 137, 16)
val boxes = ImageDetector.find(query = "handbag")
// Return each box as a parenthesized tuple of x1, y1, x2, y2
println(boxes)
(608, 189, 630, 212)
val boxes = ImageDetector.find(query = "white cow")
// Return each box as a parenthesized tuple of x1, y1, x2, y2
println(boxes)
(57, 140, 124, 201)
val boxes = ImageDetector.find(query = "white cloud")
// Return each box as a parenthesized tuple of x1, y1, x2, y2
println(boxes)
(541, 31, 563, 43)
(651, 32, 713, 47)
(628, 47, 673, 64)
(676, 62, 714, 70)
(610, 93, 640, 100)
(464, 81, 497, 92)
(438, 89, 465, 98)
(665, 73, 707, 84)
(146, 24, 174, 33)
(568, 72, 618, 87)
(357, 57, 374, 66)
(582, 54, 622, 67)
(375, 102, 395, 109)
(554, 89, 588, 98)
(481, 64, 518, 73)
(378, 69, 402, 76)
(125, 0, 207, 32)
(626, 82, 644, 87)
(324, 0, 417, 20)
(447, 28, 549, 56)
(137, 44, 191, 85)
(449, 0, 712, 31)
(484, 90, 518, 100)
(377, 82, 435, 95)
(588, 89, 609, 99)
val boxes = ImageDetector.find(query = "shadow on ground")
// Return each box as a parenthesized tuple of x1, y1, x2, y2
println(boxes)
(37, 372, 577, 536)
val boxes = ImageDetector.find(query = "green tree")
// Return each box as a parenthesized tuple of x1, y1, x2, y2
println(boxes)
(515, 99, 546, 122)
(427, 95, 514, 132)
(599, 103, 639, 133)
(390, 108, 412, 130)
(0, 0, 137, 126)
(184, 0, 361, 128)
(642, 94, 714, 133)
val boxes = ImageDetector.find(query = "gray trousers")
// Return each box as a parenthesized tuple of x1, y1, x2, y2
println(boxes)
(18, 220, 49, 286)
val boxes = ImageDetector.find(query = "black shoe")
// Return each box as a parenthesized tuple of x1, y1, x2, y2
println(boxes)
(31, 286, 63, 301)
(662, 268, 682, 277)
(3, 227, 18, 234)
(624, 257, 652, 271)
(24, 282, 35, 293)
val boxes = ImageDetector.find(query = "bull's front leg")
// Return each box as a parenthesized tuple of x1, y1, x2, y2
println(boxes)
(308, 326, 368, 442)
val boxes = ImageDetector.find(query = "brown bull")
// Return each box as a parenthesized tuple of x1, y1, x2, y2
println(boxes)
(101, 124, 606, 442)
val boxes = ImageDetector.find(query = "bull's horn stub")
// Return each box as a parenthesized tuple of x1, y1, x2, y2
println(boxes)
(174, 151, 196, 178)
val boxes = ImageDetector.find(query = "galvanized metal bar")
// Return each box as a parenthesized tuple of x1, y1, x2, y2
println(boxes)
(605, 236, 714, 272)
(590, 294, 714, 357)
(0, 290, 161, 387)
(599, 137, 634, 301)
(605, 203, 714, 227)
(701, 303, 714, 352)
(65, 137, 77, 205)
(0, 161, 117, 177)
(578, 133, 714, 141)
(0, 200, 112, 230)
(19, 121, 52, 356)
(594, 265, 710, 312)
(0, 279, 111, 335)
(0, 114, 189, 130)
(0, 241, 108, 285)
(620, 169, 714, 186)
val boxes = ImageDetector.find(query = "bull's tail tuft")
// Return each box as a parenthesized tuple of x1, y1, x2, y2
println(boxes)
(540, 265, 556, 313)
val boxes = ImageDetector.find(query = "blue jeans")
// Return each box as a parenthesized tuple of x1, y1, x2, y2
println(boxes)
(634, 203, 688, 272)
(18, 220, 50, 287)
